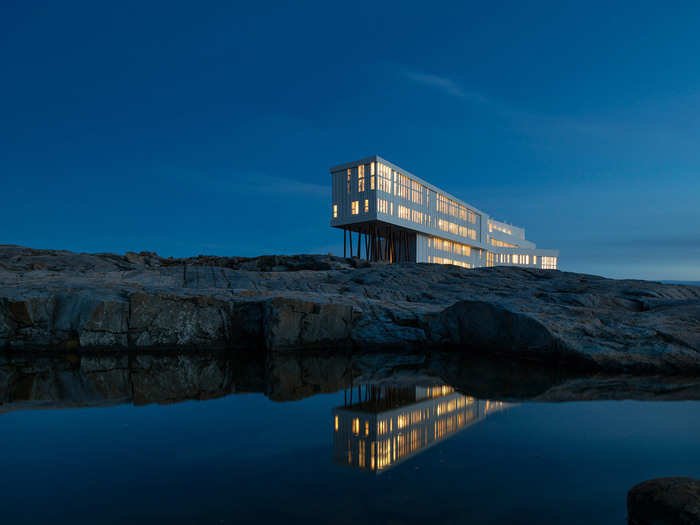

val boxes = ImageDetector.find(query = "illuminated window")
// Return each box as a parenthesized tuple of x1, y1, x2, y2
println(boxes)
(334, 415, 338, 431)
(358, 165, 365, 192)
(533, 256, 537, 265)
(365, 421, 369, 436)
(491, 238, 517, 248)
(352, 418, 360, 435)
(332, 204, 338, 218)
(542, 256, 557, 270)
(390, 202, 393, 215)
(490, 222, 512, 235)
(370, 175, 375, 190)
(370, 162, 375, 176)
(351, 201, 359, 215)
(378, 198, 388, 214)
(393, 173, 410, 201)
(347, 168, 351, 193)
(377, 163, 392, 193)
(398, 205, 411, 220)
(364, 199, 369, 213)
(411, 179, 423, 205)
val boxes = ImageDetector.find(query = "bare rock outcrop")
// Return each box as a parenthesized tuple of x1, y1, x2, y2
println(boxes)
(1, 245, 699, 373)
(628, 477, 700, 525)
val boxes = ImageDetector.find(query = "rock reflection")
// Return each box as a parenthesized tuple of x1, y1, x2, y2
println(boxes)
(333, 383, 510, 473)
(0, 350, 265, 413)
(2, 350, 700, 416)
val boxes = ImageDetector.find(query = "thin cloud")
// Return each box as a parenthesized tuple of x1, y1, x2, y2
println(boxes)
(404, 71, 488, 103)
(247, 175, 329, 197)
(174, 172, 329, 198)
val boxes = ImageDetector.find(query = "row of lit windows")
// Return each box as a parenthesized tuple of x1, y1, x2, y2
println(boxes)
(375, 163, 478, 223)
(350, 200, 370, 215)
(490, 238, 517, 248)
(354, 164, 375, 193)
(436, 194, 478, 224)
(377, 163, 392, 193)
(342, 163, 480, 235)
(486, 252, 495, 267)
(437, 218, 477, 240)
(395, 171, 411, 201)
(494, 253, 534, 265)
(429, 237, 472, 257)
(430, 256, 472, 268)
(488, 221, 512, 235)
(542, 256, 558, 269)
(395, 204, 426, 226)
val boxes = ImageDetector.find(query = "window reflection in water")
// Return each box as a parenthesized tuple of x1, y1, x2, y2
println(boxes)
(332, 384, 511, 473)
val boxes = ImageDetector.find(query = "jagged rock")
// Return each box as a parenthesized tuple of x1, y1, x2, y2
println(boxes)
(1, 245, 699, 373)
(628, 477, 700, 524)
(263, 298, 354, 350)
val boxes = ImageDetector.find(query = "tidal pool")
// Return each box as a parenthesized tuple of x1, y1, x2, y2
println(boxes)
(1, 351, 699, 524)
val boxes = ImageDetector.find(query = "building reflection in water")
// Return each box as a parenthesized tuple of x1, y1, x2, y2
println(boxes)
(332, 384, 510, 473)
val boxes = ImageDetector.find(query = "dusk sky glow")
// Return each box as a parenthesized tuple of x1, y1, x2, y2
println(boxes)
(2, 1, 700, 280)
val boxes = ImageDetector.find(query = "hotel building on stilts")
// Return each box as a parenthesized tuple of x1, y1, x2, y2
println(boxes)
(330, 155, 559, 269)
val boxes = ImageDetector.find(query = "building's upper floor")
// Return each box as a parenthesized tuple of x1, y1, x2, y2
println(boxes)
(329, 155, 550, 255)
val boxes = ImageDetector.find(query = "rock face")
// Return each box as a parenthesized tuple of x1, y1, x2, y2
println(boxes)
(628, 478, 700, 525)
(1, 245, 700, 373)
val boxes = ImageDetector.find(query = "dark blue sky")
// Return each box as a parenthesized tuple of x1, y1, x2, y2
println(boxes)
(2, 1, 699, 279)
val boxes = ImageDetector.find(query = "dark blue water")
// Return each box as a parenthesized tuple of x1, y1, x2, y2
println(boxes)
(1, 386, 699, 524)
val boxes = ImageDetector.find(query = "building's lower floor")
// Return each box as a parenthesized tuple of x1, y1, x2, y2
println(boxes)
(337, 220, 558, 270)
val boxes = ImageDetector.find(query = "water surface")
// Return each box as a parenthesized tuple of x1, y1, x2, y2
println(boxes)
(1, 351, 699, 524)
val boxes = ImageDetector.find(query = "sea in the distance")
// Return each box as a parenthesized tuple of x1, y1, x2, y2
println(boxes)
(1, 351, 699, 524)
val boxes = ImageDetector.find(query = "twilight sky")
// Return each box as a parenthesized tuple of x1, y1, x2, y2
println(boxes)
(2, 1, 699, 280)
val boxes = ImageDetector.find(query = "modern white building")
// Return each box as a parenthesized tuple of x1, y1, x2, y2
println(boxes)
(330, 155, 559, 269)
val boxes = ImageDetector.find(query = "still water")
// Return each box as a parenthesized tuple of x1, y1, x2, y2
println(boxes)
(1, 352, 699, 524)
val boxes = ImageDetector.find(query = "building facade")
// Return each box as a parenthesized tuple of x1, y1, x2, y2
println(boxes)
(330, 155, 559, 269)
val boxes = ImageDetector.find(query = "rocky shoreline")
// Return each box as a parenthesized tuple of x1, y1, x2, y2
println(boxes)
(1, 245, 699, 373)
